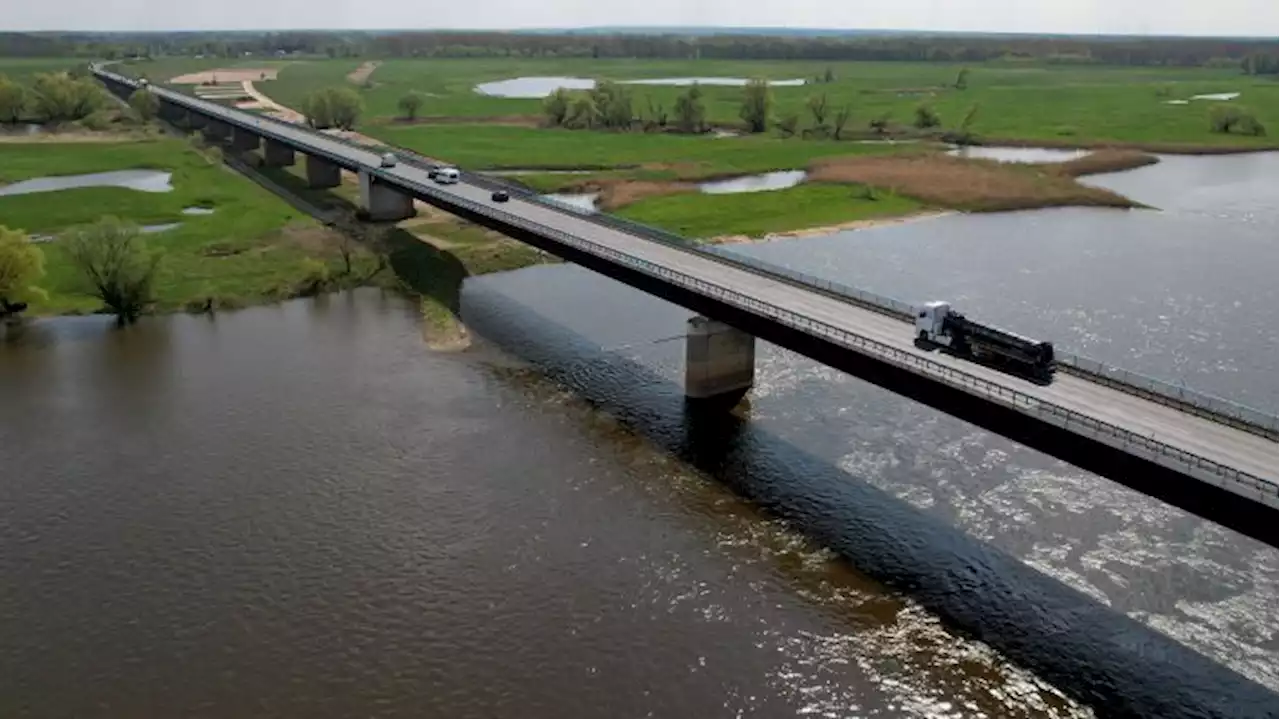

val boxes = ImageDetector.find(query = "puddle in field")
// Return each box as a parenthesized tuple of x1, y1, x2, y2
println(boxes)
(0, 170, 173, 196)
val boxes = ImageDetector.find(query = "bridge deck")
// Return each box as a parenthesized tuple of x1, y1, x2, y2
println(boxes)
(120, 74, 1279, 507)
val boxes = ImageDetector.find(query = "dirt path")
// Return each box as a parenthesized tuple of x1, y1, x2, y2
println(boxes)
(347, 61, 380, 85)
(238, 81, 306, 123)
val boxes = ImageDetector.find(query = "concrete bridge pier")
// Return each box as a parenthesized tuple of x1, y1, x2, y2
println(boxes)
(263, 139, 295, 167)
(358, 170, 415, 221)
(305, 155, 342, 188)
(203, 120, 230, 143)
(231, 127, 261, 152)
(684, 315, 755, 407)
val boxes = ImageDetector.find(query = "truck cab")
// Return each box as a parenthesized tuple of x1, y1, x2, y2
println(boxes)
(915, 301, 954, 347)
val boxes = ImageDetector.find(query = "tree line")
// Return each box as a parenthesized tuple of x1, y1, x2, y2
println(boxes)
(536, 78, 985, 142)
(0, 70, 106, 124)
(2, 30, 1276, 71)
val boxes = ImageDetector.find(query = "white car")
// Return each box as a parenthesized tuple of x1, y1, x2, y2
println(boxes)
(380, 152, 398, 168)
(434, 167, 460, 185)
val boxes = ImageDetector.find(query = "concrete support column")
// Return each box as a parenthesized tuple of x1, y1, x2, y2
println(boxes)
(230, 126, 261, 152)
(203, 120, 229, 142)
(684, 315, 755, 405)
(186, 111, 207, 129)
(358, 170, 415, 221)
(263, 139, 295, 167)
(305, 154, 342, 188)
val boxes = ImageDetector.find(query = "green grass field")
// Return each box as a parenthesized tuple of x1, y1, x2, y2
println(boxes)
(370, 122, 914, 173)
(232, 57, 1279, 149)
(616, 183, 923, 239)
(0, 57, 85, 81)
(0, 139, 367, 315)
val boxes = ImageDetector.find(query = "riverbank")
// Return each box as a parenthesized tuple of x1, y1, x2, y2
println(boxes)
(0, 138, 381, 317)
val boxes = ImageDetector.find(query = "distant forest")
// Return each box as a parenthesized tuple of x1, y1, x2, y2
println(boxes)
(2, 29, 1277, 72)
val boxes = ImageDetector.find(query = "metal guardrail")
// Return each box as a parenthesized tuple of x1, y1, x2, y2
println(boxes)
(382, 169, 1277, 507)
(97, 67, 1279, 444)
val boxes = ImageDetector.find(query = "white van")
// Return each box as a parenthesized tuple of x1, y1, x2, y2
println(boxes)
(434, 167, 460, 185)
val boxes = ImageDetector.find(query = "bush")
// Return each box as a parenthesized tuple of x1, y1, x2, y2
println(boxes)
(543, 88, 571, 126)
(913, 104, 941, 129)
(128, 88, 160, 121)
(302, 87, 363, 130)
(1209, 104, 1266, 136)
(0, 226, 45, 315)
(30, 72, 103, 124)
(739, 78, 772, 133)
(397, 92, 423, 120)
(0, 75, 28, 124)
(62, 217, 160, 325)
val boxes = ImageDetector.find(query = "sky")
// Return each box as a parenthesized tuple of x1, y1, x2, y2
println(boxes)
(6, 0, 1279, 36)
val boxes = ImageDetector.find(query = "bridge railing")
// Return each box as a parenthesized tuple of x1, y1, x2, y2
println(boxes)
(105, 67, 1278, 441)
(385, 169, 1277, 508)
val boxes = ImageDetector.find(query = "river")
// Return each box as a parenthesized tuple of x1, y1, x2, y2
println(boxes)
(0, 153, 1275, 718)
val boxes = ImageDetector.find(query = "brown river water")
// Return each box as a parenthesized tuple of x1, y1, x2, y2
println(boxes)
(0, 153, 1275, 718)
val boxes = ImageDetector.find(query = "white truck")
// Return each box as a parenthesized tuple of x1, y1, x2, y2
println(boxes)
(915, 301, 1056, 384)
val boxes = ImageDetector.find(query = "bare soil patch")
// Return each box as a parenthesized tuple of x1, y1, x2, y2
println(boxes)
(170, 68, 281, 84)
(347, 61, 380, 85)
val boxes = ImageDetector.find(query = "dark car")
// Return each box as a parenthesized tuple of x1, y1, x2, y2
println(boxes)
(491, 190, 510, 203)
(426, 164, 442, 179)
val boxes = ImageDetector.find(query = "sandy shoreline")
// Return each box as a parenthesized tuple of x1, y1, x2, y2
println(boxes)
(705, 210, 956, 245)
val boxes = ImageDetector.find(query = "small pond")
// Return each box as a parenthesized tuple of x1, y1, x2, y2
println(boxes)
(0, 170, 174, 197)
(540, 192, 600, 214)
(476, 76, 806, 99)
(947, 146, 1089, 163)
(27, 222, 181, 244)
(698, 170, 807, 194)
(181, 206, 216, 215)
(1190, 92, 1240, 101)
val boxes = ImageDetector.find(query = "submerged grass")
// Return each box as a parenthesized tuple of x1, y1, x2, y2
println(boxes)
(807, 153, 1141, 212)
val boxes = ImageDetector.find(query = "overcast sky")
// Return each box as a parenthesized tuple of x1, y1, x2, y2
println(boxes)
(7, 0, 1278, 36)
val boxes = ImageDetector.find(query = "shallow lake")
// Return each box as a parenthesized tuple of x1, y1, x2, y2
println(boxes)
(0, 169, 173, 196)
(698, 170, 806, 194)
(948, 146, 1089, 163)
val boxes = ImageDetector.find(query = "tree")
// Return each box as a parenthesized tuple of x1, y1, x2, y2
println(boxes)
(823, 67, 836, 83)
(868, 111, 892, 136)
(589, 80, 633, 130)
(776, 113, 799, 138)
(739, 78, 772, 133)
(30, 72, 102, 124)
(563, 94, 598, 129)
(397, 91, 423, 120)
(62, 217, 160, 325)
(642, 95, 668, 132)
(128, 88, 159, 121)
(302, 87, 363, 130)
(0, 75, 27, 124)
(1209, 104, 1266, 135)
(954, 67, 970, 90)
(543, 87, 571, 126)
(806, 93, 829, 127)
(914, 103, 941, 129)
(832, 104, 853, 140)
(673, 83, 705, 133)
(0, 226, 44, 316)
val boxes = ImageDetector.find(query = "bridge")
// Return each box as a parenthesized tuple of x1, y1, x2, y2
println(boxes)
(92, 66, 1279, 546)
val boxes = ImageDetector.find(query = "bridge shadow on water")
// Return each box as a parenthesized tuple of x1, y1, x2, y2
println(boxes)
(459, 282, 1276, 719)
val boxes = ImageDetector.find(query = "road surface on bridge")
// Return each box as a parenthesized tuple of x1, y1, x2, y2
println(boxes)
(126, 77, 1280, 506)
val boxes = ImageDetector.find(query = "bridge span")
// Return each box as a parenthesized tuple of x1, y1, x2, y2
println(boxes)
(93, 67, 1279, 545)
